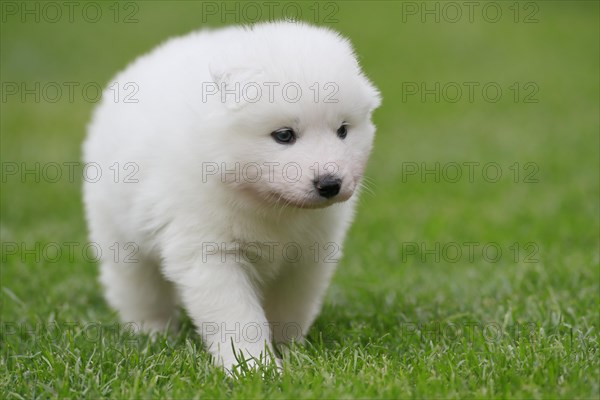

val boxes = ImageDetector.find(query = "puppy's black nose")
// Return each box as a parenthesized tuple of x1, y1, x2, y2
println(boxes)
(314, 176, 342, 199)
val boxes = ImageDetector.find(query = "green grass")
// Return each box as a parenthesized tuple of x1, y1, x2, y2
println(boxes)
(1, 1, 598, 398)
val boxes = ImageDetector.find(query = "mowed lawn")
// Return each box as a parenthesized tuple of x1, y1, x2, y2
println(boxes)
(1, 1, 598, 398)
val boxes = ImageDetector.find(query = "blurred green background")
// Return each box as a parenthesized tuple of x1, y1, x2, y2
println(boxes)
(1, 1, 598, 398)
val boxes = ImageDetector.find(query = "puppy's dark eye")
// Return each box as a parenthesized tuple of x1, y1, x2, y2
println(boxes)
(337, 123, 348, 139)
(272, 128, 296, 144)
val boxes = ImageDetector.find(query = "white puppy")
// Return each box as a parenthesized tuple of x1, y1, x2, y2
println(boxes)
(83, 21, 380, 372)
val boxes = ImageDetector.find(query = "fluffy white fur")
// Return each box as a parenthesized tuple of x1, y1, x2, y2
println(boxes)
(83, 21, 380, 372)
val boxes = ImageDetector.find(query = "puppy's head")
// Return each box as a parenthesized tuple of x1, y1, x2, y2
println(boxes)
(209, 22, 381, 209)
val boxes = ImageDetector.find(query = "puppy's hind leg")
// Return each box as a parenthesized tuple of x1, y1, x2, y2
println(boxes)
(99, 258, 179, 335)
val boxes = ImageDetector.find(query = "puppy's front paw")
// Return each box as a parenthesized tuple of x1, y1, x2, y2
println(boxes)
(133, 316, 179, 340)
(216, 346, 283, 377)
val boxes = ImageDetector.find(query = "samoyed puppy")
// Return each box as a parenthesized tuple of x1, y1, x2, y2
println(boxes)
(83, 21, 380, 372)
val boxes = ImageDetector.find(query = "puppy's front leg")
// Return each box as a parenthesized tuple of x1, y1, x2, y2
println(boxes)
(164, 253, 278, 373)
(264, 258, 338, 346)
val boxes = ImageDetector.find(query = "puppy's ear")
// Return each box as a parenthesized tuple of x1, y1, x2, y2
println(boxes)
(363, 78, 382, 113)
(208, 63, 264, 110)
